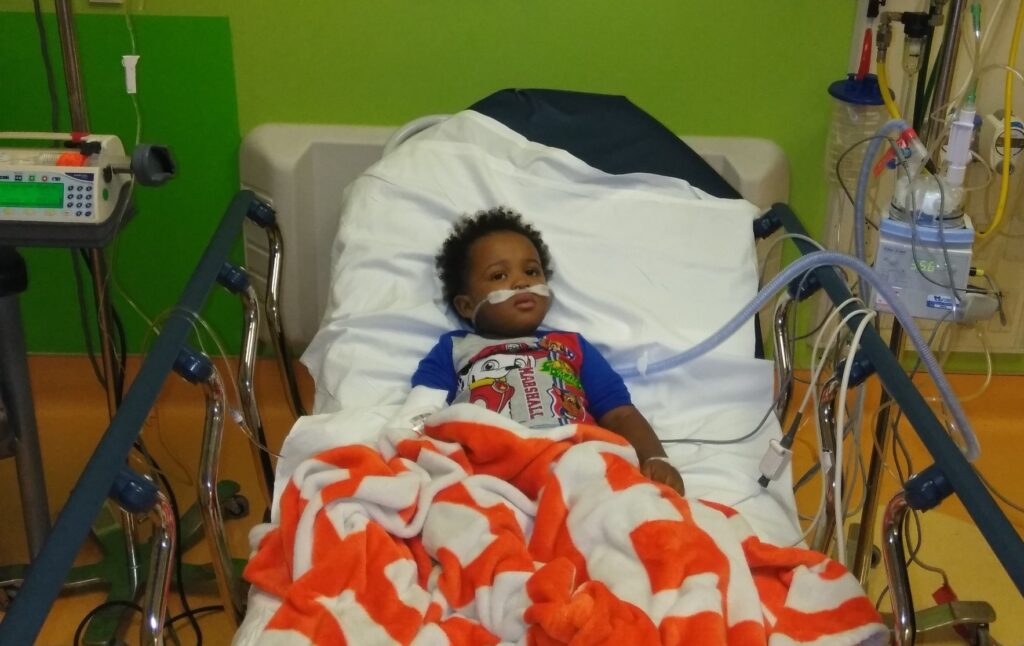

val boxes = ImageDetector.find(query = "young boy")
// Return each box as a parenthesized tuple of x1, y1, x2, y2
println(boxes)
(411, 206, 685, 495)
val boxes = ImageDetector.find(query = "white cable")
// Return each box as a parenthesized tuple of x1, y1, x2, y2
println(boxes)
(810, 308, 869, 546)
(960, 325, 993, 402)
(832, 309, 877, 566)
(123, 0, 142, 145)
(791, 305, 870, 545)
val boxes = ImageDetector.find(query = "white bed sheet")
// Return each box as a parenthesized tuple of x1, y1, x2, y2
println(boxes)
(292, 110, 800, 546)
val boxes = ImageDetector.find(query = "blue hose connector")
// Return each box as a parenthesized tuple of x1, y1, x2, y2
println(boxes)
(217, 262, 250, 294)
(173, 345, 213, 384)
(836, 350, 876, 388)
(109, 468, 158, 514)
(905, 464, 954, 512)
(246, 199, 276, 228)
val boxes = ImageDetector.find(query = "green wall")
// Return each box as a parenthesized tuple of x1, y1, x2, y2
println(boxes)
(2, 10, 241, 353)
(2, 1, 855, 354)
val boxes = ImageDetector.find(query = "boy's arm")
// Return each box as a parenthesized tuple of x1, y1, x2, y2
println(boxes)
(599, 404, 685, 495)
(389, 335, 458, 432)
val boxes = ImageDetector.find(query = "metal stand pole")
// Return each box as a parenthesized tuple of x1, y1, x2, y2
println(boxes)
(852, 323, 904, 584)
(921, 0, 967, 146)
(0, 248, 51, 558)
(54, 0, 141, 637)
(854, 0, 967, 585)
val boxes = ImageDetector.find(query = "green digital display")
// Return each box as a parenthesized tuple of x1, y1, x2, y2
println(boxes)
(0, 181, 64, 208)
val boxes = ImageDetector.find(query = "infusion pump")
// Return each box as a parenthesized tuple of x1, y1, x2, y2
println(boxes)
(0, 132, 129, 226)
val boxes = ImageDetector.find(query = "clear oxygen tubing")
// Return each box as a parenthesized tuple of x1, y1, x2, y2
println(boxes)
(854, 119, 910, 265)
(615, 250, 980, 462)
(978, 0, 1024, 238)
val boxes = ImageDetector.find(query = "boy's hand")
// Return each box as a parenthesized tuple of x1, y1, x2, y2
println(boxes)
(641, 458, 686, 496)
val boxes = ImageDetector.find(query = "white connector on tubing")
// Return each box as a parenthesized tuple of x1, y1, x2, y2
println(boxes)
(945, 106, 977, 188)
(122, 55, 140, 95)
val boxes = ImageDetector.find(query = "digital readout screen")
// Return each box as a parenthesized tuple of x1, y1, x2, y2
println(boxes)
(0, 182, 64, 208)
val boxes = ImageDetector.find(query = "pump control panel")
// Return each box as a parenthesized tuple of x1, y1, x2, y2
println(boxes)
(0, 132, 127, 227)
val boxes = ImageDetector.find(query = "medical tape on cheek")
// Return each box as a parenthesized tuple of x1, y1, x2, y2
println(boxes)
(470, 284, 552, 327)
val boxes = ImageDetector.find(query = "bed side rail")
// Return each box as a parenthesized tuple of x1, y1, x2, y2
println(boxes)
(0, 190, 263, 645)
(769, 202, 1024, 597)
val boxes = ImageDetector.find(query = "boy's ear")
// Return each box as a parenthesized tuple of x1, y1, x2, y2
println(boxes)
(453, 294, 475, 320)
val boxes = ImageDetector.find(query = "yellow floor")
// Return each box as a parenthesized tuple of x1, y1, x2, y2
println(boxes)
(0, 356, 1021, 644)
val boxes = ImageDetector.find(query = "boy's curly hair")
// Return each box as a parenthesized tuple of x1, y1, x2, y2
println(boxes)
(436, 206, 553, 311)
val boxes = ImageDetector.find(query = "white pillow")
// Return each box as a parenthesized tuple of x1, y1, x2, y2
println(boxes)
(302, 111, 761, 414)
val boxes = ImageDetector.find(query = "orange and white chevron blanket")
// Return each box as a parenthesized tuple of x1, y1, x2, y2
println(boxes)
(242, 404, 887, 645)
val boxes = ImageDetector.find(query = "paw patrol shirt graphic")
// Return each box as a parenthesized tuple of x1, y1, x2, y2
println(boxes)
(451, 333, 595, 428)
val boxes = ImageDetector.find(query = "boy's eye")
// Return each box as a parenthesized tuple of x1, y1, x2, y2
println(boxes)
(526, 268, 541, 277)
(490, 272, 507, 281)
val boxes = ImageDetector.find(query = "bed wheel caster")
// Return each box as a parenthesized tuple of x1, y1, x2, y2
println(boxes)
(222, 493, 250, 520)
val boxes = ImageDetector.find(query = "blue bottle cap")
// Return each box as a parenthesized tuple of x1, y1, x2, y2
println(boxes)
(828, 73, 886, 106)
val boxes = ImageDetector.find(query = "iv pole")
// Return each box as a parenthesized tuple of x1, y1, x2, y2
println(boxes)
(54, 0, 143, 634)
(850, 0, 968, 586)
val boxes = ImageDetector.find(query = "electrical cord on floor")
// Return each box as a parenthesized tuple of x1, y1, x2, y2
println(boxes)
(165, 604, 224, 631)
(73, 600, 143, 646)
(72, 598, 224, 645)
(72, 440, 212, 645)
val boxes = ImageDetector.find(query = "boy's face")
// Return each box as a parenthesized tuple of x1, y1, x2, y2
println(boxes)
(454, 231, 550, 337)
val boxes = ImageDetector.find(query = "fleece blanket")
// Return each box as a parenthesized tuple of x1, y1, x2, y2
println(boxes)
(240, 405, 887, 645)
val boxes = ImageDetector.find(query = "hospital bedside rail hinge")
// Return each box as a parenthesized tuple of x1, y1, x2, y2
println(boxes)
(244, 199, 308, 420)
(882, 464, 997, 645)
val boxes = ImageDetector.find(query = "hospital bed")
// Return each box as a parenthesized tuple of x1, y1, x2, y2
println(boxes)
(239, 90, 798, 543)
(0, 90, 1016, 644)
(232, 89, 889, 643)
